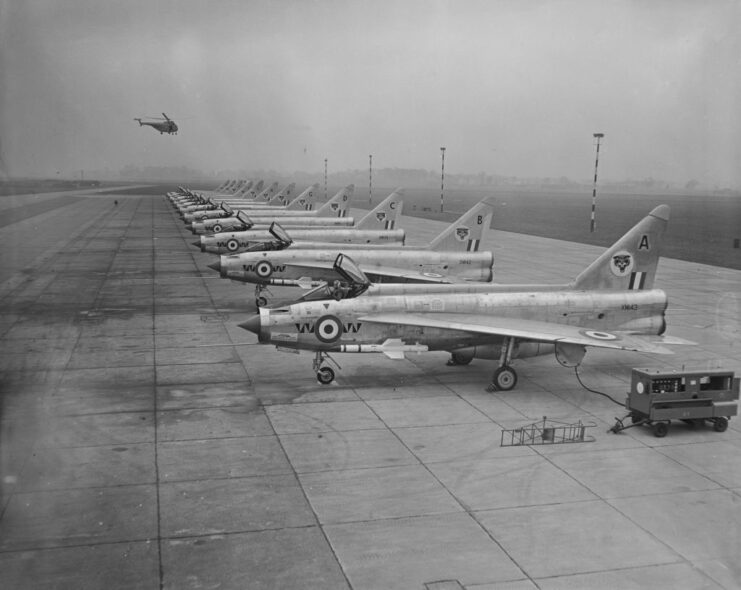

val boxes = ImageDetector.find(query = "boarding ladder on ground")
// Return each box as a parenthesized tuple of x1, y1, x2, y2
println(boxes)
(500, 416, 596, 447)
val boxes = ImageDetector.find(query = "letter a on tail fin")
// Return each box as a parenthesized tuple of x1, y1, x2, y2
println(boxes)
(316, 184, 354, 217)
(573, 205, 669, 291)
(429, 200, 494, 252)
(355, 188, 404, 230)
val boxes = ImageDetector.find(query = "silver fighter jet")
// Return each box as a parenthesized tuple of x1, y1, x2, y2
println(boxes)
(209, 200, 495, 305)
(188, 184, 347, 232)
(239, 205, 692, 389)
(196, 189, 405, 254)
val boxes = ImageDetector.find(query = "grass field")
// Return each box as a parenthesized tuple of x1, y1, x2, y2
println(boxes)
(357, 186, 741, 271)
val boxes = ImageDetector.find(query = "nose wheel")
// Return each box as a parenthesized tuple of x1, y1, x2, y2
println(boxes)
(317, 366, 335, 384)
(254, 284, 272, 307)
(313, 351, 340, 385)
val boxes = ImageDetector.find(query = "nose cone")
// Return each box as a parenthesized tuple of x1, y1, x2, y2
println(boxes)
(191, 240, 201, 249)
(207, 260, 221, 273)
(239, 314, 262, 335)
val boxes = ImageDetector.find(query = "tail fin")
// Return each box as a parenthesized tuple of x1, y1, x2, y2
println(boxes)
(267, 182, 296, 206)
(232, 180, 254, 197)
(429, 200, 494, 252)
(255, 181, 280, 202)
(355, 188, 404, 230)
(244, 180, 265, 199)
(573, 205, 669, 290)
(317, 185, 354, 217)
(134, 118, 142, 125)
(286, 183, 320, 211)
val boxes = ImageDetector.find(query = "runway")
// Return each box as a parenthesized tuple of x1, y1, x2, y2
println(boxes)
(1, 189, 740, 589)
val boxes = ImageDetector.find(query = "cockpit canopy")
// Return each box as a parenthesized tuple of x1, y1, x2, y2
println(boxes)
(289, 253, 371, 304)
(236, 210, 253, 228)
(268, 222, 292, 245)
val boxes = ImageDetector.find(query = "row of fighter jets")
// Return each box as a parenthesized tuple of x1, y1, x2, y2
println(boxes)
(167, 179, 692, 390)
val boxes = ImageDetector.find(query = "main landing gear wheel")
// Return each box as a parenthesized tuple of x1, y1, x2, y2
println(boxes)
(317, 366, 335, 384)
(255, 296, 267, 307)
(486, 336, 518, 392)
(491, 366, 517, 391)
(447, 352, 473, 366)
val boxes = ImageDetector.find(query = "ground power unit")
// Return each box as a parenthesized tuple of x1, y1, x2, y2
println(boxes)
(610, 368, 739, 437)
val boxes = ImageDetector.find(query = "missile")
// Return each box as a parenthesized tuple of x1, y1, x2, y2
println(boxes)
(339, 339, 428, 359)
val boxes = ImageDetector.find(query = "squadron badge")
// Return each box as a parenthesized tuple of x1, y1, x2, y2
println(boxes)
(610, 250, 634, 277)
(455, 227, 470, 241)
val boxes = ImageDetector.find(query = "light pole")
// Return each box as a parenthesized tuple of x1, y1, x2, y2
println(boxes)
(369, 154, 373, 204)
(324, 158, 327, 200)
(590, 133, 604, 233)
(440, 147, 446, 213)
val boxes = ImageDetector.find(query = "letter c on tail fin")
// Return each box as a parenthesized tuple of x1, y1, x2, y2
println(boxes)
(356, 188, 405, 230)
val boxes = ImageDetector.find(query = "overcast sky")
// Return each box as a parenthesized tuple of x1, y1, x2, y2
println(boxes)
(1, 0, 739, 186)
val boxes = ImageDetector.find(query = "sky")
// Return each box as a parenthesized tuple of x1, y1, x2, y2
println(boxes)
(1, 0, 739, 186)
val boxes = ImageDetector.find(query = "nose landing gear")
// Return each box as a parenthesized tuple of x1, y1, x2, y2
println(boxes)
(254, 284, 272, 307)
(313, 351, 340, 384)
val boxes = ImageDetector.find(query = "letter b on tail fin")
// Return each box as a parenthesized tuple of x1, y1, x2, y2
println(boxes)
(573, 205, 669, 290)
(429, 200, 494, 252)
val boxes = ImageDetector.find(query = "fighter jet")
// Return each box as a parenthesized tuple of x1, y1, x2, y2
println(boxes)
(239, 205, 692, 389)
(184, 181, 283, 222)
(196, 189, 405, 254)
(177, 182, 313, 219)
(188, 185, 354, 231)
(208, 200, 495, 306)
(185, 183, 320, 227)
(181, 180, 265, 204)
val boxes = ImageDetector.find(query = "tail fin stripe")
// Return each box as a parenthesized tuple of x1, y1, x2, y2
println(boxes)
(629, 271, 646, 290)
(466, 239, 480, 252)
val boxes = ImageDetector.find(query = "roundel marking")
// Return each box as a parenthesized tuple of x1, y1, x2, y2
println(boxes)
(610, 250, 634, 277)
(580, 329, 620, 341)
(315, 315, 342, 343)
(256, 261, 273, 278)
(212, 224, 223, 233)
(422, 272, 443, 278)
(226, 239, 239, 252)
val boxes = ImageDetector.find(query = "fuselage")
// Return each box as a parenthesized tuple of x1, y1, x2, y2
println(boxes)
(199, 229, 406, 254)
(215, 249, 494, 285)
(254, 288, 668, 360)
(190, 216, 355, 234)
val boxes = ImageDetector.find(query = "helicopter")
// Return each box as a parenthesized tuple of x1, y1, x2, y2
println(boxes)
(134, 113, 178, 135)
